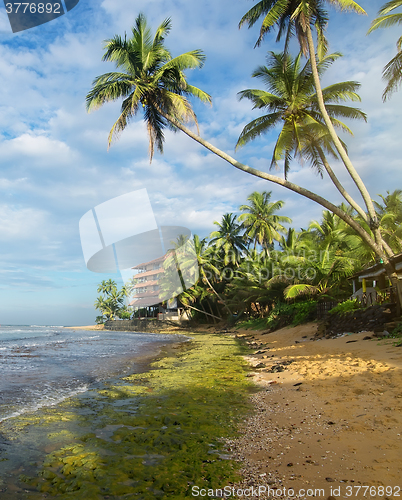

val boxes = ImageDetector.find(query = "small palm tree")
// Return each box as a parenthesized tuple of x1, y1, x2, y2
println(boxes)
(95, 280, 127, 320)
(97, 279, 117, 295)
(209, 213, 248, 267)
(162, 234, 232, 317)
(368, 1, 402, 100)
(238, 191, 291, 254)
(86, 13, 211, 160)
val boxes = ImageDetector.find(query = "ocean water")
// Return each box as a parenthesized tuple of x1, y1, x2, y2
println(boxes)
(0, 325, 181, 421)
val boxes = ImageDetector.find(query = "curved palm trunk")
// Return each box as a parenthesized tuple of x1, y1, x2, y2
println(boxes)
(304, 24, 402, 311)
(201, 270, 232, 316)
(318, 150, 396, 259)
(185, 302, 222, 321)
(317, 148, 368, 222)
(206, 299, 219, 323)
(304, 26, 384, 245)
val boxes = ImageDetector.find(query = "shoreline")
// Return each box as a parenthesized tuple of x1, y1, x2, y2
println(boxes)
(64, 324, 105, 330)
(2, 322, 400, 498)
(0, 330, 252, 499)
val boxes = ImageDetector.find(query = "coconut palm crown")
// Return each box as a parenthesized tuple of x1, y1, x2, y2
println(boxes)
(239, 0, 365, 55)
(236, 51, 366, 179)
(238, 191, 291, 250)
(86, 13, 211, 160)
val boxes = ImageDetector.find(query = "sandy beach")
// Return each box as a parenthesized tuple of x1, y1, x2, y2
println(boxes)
(225, 322, 402, 499)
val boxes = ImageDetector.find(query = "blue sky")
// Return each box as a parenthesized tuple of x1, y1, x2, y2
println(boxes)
(0, 0, 401, 325)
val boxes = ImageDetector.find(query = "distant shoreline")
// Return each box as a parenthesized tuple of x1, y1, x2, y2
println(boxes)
(64, 324, 105, 330)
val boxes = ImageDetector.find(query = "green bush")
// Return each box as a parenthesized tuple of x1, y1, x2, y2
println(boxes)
(118, 309, 132, 320)
(235, 300, 317, 331)
(292, 301, 318, 325)
(328, 299, 360, 316)
(265, 300, 317, 330)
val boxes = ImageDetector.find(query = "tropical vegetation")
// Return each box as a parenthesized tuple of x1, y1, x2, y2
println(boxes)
(94, 279, 129, 322)
(150, 189, 402, 328)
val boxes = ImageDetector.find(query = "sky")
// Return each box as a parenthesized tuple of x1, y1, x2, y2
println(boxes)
(0, 0, 401, 326)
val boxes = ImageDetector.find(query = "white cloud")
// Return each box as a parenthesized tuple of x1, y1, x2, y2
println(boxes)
(0, 0, 401, 324)
(0, 204, 48, 239)
(2, 133, 75, 167)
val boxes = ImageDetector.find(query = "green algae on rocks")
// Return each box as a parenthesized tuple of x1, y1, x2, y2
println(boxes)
(0, 332, 254, 499)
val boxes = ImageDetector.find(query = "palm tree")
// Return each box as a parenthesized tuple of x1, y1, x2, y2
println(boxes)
(236, 52, 367, 209)
(168, 234, 233, 317)
(86, 13, 211, 160)
(97, 279, 117, 295)
(368, 1, 402, 101)
(209, 213, 248, 267)
(87, 14, 400, 306)
(95, 280, 127, 320)
(238, 1, 387, 244)
(238, 191, 291, 254)
(226, 249, 287, 318)
(278, 227, 313, 259)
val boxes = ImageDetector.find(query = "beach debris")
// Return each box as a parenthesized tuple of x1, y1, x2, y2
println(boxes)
(325, 477, 335, 482)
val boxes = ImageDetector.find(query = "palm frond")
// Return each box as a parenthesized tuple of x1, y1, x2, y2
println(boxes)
(330, 0, 366, 15)
(86, 73, 133, 111)
(236, 112, 283, 149)
(284, 283, 318, 299)
(107, 95, 139, 148)
(368, 12, 402, 32)
(382, 50, 402, 100)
